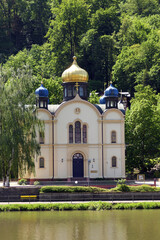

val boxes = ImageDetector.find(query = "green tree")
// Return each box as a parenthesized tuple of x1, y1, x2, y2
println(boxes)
(80, 4, 120, 92)
(81, 32, 117, 92)
(117, 16, 151, 48)
(125, 84, 160, 173)
(88, 90, 100, 104)
(0, 0, 51, 61)
(113, 30, 160, 95)
(43, 77, 63, 104)
(120, 0, 160, 16)
(2, 44, 63, 104)
(0, 67, 42, 187)
(47, 0, 89, 75)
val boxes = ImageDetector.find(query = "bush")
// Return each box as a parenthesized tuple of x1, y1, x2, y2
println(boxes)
(40, 186, 107, 193)
(18, 179, 27, 185)
(34, 181, 40, 186)
(113, 184, 130, 192)
(116, 179, 126, 185)
(129, 185, 157, 192)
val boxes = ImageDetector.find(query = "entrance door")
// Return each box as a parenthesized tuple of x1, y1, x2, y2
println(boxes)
(73, 153, 84, 178)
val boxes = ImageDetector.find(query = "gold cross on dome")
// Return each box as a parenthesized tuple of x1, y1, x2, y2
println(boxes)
(75, 82, 79, 92)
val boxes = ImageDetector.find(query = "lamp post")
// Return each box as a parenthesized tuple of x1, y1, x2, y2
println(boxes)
(88, 159, 91, 186)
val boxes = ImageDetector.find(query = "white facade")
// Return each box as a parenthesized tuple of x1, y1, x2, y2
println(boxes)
(25, 94, 125, 180)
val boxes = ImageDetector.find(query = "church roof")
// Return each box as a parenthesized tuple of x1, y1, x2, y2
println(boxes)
(48, 104, 60, 114)
(46, 102, 124, 115)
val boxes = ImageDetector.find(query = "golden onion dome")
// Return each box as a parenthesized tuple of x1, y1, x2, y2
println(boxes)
(62, 56, 88, 83)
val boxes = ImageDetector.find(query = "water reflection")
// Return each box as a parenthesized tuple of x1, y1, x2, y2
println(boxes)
(0, 210, 159, 240)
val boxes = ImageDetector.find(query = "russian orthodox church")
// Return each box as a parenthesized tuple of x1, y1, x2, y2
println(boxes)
(25, 56, 126, 181)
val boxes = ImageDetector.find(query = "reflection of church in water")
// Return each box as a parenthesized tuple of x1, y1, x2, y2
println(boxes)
(25, 56, 126, 181)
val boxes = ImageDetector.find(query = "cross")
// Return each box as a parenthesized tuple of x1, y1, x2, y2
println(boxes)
(75, 82, 79, 93)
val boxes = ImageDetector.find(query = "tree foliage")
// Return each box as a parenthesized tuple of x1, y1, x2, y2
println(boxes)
(47, 0, 89, 75)
(88, 90, 100, 104)
(113, 30, 160, 95)
(0, 0, 51, 61)
(125, 85, 160, 173)
(0, 67, 41, 186)
(120, 0, 160, 16)
(2, 44, 63, 104)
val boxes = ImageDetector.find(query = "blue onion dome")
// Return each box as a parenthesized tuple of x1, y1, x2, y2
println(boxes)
(104, 83, 119, 97)
(35, 83, 49, 97)
(99, 95, 106, 104)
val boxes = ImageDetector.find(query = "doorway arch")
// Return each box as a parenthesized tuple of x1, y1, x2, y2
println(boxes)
(72, 153, 84, 178)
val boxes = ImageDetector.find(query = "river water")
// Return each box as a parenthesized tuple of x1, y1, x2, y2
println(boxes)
(0, 210, 159, 240)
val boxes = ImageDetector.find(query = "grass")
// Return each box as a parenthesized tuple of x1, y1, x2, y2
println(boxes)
(0, 202, 160, 211)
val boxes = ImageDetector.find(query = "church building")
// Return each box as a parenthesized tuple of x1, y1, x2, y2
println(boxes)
(25, 56, 126, 181)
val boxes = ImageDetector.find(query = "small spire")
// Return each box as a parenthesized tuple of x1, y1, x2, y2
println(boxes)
(73, 56, 77, 65)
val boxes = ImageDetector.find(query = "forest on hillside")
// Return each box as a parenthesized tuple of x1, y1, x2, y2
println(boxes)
(1, 0, 160, 102)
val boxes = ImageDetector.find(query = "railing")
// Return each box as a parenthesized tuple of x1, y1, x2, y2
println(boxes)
(0, 192, 159, 203)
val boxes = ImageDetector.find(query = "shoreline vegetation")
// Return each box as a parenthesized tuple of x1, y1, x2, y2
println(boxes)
(1, 202, 160, 211)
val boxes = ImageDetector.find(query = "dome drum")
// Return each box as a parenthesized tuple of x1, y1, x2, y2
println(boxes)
(63, 82, 88, 101)
(106, 97, 118, 109)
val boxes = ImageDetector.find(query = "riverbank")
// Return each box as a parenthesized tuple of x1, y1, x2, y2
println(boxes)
(0, 201, 160, 211)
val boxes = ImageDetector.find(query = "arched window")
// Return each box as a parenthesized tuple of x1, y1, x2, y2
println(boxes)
(39, 132, 44, 144)
(111, 131, 116, 143)
(112, 156, 117, 167)
(69, 125, 73, 143)
(83, 125, 87, 143)
(75, 121, 81, 143)
(39, 157, 44, 168)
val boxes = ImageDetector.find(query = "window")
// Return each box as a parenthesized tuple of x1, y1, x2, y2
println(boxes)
(39, 157, 44, 168)
(69, 125, 73, 143)
(111, 131, 116, 143)
(64, 88, 67, 97)
(83, 125, 87, 143)
(68, 86, 72, 97)
(69, 121, 87, 144)
(75, 121, 81, 143)
(79, 86, 83, 97)
(39, 132, 44, 144)
(40, 101, 43, 108)
(112, 156, 117, 167)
